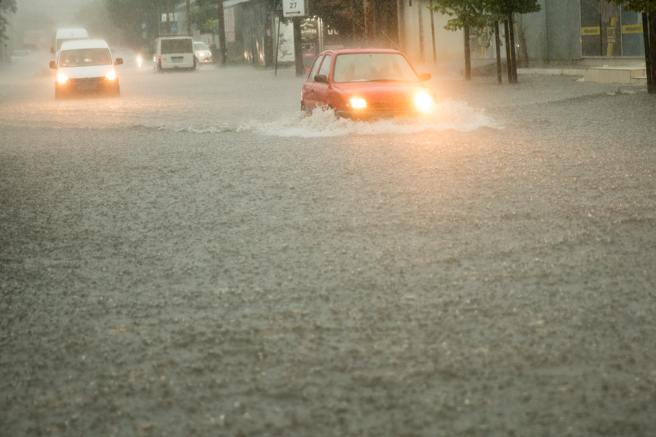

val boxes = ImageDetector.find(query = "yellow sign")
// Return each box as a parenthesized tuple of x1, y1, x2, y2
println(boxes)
(581, 27, 600, 36)
(607, 27, 616, 39)
(622, 24, 643, 34)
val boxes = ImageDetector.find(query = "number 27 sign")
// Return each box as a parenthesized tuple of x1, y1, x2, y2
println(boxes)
(283, 0, 306, 17)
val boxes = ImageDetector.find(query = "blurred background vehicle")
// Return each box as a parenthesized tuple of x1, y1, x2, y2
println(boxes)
(111, 48, 140, 69)
(153, 37, 196, 72)
(194, 41, 212, 65)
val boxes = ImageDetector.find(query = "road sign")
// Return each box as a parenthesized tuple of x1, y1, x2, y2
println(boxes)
(283, 0, 306, 17)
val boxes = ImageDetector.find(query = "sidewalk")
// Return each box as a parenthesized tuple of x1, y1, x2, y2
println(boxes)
(518, 65, 647, 84)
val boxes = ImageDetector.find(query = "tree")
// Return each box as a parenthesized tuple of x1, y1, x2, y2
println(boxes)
(76, 0, 124, 45)
(0, 0, 17, 64)
(430, 0, 490, 80)
(601, 0, 656, 94)
(487, 0, 541, 83)
(104, 0, 167, 50)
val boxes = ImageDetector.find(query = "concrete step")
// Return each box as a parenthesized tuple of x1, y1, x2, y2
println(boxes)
(584, 67, 646, 84)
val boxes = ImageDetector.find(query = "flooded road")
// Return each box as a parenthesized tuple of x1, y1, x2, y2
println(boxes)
(1, 64, 655, 437)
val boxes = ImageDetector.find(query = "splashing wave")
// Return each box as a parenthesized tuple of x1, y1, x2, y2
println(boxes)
(248, 99, 501, 138)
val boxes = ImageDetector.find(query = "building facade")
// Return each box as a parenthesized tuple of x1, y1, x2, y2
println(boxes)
(401, 0, 647, 67)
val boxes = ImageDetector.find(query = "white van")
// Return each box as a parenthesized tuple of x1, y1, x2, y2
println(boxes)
(51, 28, 89, 58)
(49, 39, 123, 99)
(153, 36, 196, 72)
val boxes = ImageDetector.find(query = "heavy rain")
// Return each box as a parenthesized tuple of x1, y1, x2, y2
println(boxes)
(1, 0, 655, 436)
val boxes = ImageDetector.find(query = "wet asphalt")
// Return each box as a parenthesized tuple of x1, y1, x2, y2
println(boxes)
(1, 63, 655, 437)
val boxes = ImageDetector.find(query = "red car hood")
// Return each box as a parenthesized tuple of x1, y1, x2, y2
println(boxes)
(333, 81, 433, 110)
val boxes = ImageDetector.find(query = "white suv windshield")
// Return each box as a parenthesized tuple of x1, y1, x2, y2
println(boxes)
(333, 53, 418, 83)
(59, 48, 112, 67)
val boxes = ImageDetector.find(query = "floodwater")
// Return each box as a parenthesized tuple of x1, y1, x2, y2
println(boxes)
(1, 62, 655, 437)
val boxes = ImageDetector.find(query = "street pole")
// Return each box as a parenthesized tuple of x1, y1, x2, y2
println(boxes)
(166, 0, 171, 35)
(293, 17, 304, 76)
(217, 0, 227, 66)
(364, 0, 374, 46)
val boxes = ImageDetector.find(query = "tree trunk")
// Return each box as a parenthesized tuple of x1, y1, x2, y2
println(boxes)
(495, 20, 502, 84)
(293, 17, 304, 76)
(508, 13, 518, 83)
(464, 22, 471, 80)
(217, 0, 227, 66)
(642, 13, 651, 92)
(518, 16, 529, 68)
(504, 20, 512, 81)
(364, 0, 375, 46)
(418, 0, 425, 63)
(649, 11, 656, 94)
(351, 0, 359, 43)
(396, 0, 404, 50)
(429, 0, 437, 63)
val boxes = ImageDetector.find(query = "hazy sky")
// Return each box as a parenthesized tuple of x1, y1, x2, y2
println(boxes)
(16, 0, 94, 26)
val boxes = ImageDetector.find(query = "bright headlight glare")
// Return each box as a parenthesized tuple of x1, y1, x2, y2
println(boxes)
(57, 73, 69, 84)
(105, 71, 116, 80)
(414, 92, 433, 111)
(349, 98, 367, 109)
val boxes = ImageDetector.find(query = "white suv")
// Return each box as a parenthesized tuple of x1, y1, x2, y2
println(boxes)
(49, 39, 123, 99)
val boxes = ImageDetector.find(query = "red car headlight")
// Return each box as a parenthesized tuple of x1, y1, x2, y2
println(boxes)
(348, 98, 367, 109)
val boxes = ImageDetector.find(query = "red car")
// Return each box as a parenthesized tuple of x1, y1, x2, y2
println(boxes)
(301, 48, 436, 119)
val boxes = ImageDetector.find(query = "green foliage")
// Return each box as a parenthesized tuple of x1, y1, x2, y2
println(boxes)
(75, 0, 124, 43)
(601, 0, 656, 12)
(187, 4, 219, 32)
(486, 0, 541, 16)
(104, 0, 167, 48)
(1, 0, 17, 42)
(430, 0, 491, 31)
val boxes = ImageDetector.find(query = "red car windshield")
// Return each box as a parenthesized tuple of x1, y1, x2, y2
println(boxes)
(333, 53, 418, 83)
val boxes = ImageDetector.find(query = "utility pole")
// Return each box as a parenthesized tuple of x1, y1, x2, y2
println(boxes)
(217, 0, 227, 65)
(166, 0, 171, 35)
(293, 17, 304, 76)
(364, 0, 374, 46)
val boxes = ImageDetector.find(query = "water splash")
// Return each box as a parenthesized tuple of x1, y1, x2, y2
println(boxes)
(251, 99, 501, 138)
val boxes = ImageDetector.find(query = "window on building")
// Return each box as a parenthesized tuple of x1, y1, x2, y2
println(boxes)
(580, 0, 644, 57)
